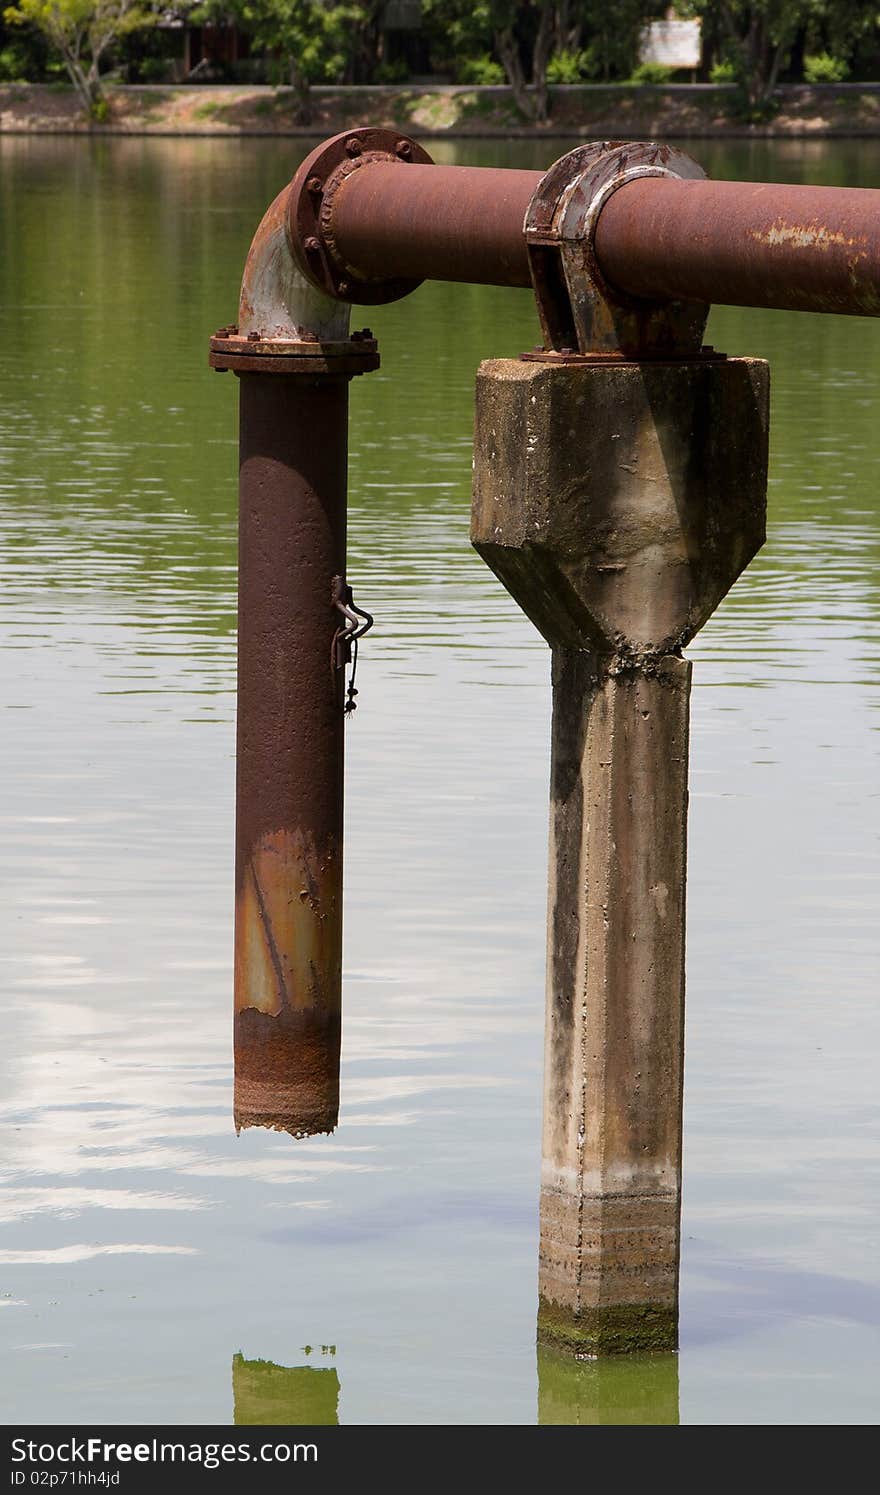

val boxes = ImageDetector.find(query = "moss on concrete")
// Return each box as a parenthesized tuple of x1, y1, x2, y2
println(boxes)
(537, 1297, 678, 1356)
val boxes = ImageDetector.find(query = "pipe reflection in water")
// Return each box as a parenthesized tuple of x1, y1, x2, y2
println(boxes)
(232, 1353, 340, 1426)
(537, 1345, 679, 1425)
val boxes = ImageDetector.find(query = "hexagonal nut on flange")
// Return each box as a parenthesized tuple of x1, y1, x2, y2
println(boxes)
(287, 128, 434, 305)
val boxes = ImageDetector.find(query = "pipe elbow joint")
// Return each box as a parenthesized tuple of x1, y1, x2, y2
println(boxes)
(237, 182, 352, 343)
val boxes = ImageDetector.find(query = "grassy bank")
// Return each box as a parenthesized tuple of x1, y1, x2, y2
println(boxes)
(2, 81, 880, 138)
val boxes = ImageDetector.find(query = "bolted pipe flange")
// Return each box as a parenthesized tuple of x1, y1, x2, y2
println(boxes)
(525, 141, 711, 359)
(209, 329, 379, 377)
(287, 127, 434, 305)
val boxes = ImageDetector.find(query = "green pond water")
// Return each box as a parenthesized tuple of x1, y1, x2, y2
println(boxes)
(0, 133, 878, 1426)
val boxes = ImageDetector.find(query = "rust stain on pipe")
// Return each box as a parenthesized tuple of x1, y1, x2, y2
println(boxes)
(235, 371, 348, 1137)
(594, 177, 880, 316)
(235, 829, 342, 1136)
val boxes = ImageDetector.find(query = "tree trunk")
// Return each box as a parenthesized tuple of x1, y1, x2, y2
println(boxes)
(740, 13, 786, 108)
(766, 37, 786, 98)
(62, 52, 100, 114)
(531, 0, 554, 123)
(495, 25, 534, 119)
(289, 58, 312, 125)
(554, 0, 569, 54)
(744, 17, 767, 106)
(85, 57, 104, 107)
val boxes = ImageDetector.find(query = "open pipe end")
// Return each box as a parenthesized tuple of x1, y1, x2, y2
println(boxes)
(234, 1007, 341, 1138)
(234, 828, 344, 1139)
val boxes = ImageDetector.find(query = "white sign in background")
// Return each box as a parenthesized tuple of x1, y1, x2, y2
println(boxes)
(639, 18, 703, 69)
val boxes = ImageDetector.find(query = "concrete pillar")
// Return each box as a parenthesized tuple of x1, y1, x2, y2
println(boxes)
(472, 357, 769, 1354)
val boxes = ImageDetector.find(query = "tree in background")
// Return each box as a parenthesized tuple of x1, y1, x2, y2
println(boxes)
(804, 0, 879, 78)
(4, 0, 879, 109)
(422, 0, 550, 112)
(701, 0, 807, 104)
(196, 0, 357, 119)
(491, 0, 554, 120)
(423, 0, 661, 120)
(421, 0, 497, 82)
(551, 0, 664, 81)
(346, 0, 389, 83)
(693, 0, 878, 107)
(0, 9, 49, 77)
(3, 0, 155, 111)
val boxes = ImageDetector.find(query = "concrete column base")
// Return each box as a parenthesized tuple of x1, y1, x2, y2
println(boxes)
(471, 356, 769, 1354)
(538, 652, 690, 1356)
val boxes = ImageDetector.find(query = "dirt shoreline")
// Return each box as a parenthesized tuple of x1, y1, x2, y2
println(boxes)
(3, 81, 880, 138)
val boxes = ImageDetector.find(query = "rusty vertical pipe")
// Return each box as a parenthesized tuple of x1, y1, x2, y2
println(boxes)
(212, 160, 378, 1139)
(234, 369, 349, 1136)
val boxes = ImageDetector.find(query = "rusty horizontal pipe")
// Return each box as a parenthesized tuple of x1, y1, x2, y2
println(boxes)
(594, 177, 880, 317)
(327, 162, 536, 288)
(322, 160, 880, 318)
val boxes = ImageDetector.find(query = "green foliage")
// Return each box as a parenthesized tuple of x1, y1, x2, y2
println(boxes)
(803, 49, 850, 81)
(808, 0, 878, 61)
(197, 0, 357, 116)
(584, 0, 659, 83)
(693, 1, 800, 104)
(455, 51, 504, 83)
(7, 0, 876, 106)
(238, 0, 354, 82)
(694, 0, 877, 101)
(629, 59, 674, 83)
(709, 57, 738, 81)
(374, 57, 409, 82)
(422, 0, 494, 74)
(546, 48, 590, 84)
(3, 15, 51, 76)
(136, 52, 171, 82)
(0, 37, 29, 74)
(4, 0, 155, 106)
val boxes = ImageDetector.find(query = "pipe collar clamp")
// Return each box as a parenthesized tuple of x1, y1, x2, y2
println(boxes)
(524, 141, 711, 360)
